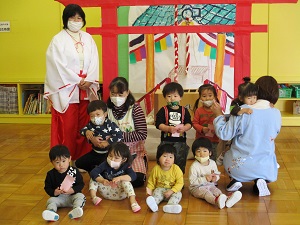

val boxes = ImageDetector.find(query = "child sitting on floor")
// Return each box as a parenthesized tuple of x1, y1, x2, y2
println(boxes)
(42, 145, 86, 221)
(146, 143, 184, 214)
(89, 142, 141, 213)
(189, 138, 242, 209)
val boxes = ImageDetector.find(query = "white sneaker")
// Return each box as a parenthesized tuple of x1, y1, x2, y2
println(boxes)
(42, 210, 59, 221)
(256, 179, 270, 196)
(226, 180, 243, 192)
(146, 196, 158, 212)
(216, 194, 227, 209)
(163, 204, 182, 214)
(226, 191, 242, 208)
(68, 207, 83, 219)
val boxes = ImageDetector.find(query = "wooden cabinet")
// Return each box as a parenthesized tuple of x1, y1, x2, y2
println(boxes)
(275, 98, 300, 126)
(0, 82, 51, 124)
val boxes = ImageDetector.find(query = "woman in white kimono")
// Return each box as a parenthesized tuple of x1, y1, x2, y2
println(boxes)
(44, 4, 99, 162)
(212, 76, 281, 197)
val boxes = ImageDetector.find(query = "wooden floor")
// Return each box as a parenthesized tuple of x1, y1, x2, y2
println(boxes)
(0, 124, 300, 225)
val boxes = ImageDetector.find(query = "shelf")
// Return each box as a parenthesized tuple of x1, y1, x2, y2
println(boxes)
(276, 96, 300, 126)
(0, 83, 51, 124)
(0, 114, 51, 124)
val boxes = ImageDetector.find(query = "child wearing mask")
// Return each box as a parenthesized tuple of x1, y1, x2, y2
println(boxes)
(189, 138, 242, 209)
(89, 142, 141, 213)
(75, 100, 123, 175)
(192, 84, 219, 160)
(104, 77, 148, 188)
(155, 82, 192, 174)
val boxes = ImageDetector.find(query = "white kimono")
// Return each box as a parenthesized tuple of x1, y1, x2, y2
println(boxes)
(45, 29, 99, 113)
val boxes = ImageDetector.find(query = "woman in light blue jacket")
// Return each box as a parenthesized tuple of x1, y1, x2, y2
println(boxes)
(212, 76, 281, 196)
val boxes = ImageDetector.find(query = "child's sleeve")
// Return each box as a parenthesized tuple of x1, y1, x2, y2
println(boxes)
(171, 165, 184, 193)
(183, 107, 192, 125)
(107, 120, 123, 144)
(155, 107, 166, 129)
(80, 124, 89, 137)
(192, 108, 204, 133)
(44, 171, 56, 197)
(146, 166, 157, 191)
(72, 168, 85, 193)
(125, 165, 137, 182)
(230, 104, 241, 116)
(211, 161, 220, 182)
(90, 163, 105, 181)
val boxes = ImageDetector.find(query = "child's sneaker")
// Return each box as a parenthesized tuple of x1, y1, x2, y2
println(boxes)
(92, 196, 102, 206)
(216, 153, 224, 166)
(226, 191, 242, 208)
(163, 204, 182, 214)
(68, 207, 83, 219)
(216, 194, 227, 209)
(226, 179, 242, 192)
(256, 179, 270, 196)
(42, 210, 59, 221)
(146, 196, 158, 212)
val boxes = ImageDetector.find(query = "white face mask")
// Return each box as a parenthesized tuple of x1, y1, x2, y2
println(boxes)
(110, 96, 126, 107)
(91, 116, 104, 126)
(195, 156, 210, 164)
(67, 21, 83, 32)
(201, 100, 214, 107)
(107, 158, 121, 169)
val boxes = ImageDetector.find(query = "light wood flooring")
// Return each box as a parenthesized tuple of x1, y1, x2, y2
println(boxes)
(0, 124, 300, 225)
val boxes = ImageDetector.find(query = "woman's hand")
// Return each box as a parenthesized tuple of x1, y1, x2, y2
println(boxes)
(78, 79, 92, 90)
(85, 130, 94, 140)
(90, 136, 102, 147)
(211, 100, 223, 117)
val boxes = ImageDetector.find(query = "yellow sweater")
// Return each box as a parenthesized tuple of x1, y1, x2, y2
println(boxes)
(147, 164, 184, 193)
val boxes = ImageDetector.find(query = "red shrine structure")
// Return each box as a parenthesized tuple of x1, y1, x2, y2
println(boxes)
(56, 0, 298, 100)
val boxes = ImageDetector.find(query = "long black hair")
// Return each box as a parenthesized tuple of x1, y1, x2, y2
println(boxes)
(106, 77, 136, 111)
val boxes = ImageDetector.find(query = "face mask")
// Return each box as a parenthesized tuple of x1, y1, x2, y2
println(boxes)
(201, 100, 214, 107)
(195, 156, 210, 164)
(107, 158, 121, 169)
(110, 97, 126, 107)
(91, 116, 104, 126)
(67, 21, 83, 32)
(167, 101, 179, 107)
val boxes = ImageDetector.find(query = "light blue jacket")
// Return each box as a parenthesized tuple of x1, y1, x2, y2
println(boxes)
(213, 100, 281, 182)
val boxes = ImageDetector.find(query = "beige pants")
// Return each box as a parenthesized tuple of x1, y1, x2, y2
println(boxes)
(89, 179, 136, 200)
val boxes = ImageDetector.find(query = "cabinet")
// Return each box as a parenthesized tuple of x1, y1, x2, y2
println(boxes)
(0, 81, 103, 124)
(154, 89, 199, 120)
(0, 82, 51, 124)
(275, 98, 300, 126)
